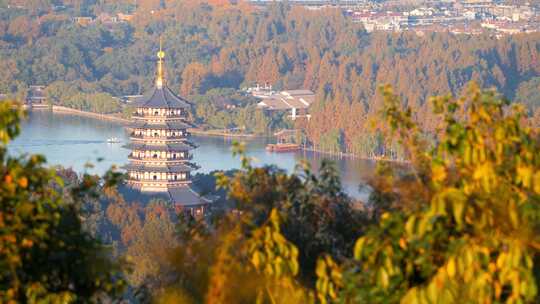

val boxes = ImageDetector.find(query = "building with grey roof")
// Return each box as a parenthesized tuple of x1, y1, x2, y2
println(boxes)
(256, 89, 316, 120)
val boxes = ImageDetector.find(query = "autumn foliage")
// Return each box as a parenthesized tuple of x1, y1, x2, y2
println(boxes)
(151, 85, 540, 303)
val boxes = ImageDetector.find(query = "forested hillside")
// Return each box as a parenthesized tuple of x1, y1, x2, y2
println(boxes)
(1, 1, 539, 156)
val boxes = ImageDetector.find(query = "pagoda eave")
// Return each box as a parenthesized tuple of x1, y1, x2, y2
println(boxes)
(124, 163, 199, 173)
(123, 142, 197, 152)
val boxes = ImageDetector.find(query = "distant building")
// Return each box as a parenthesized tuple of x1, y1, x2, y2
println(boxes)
(117, 13, 134, 22)
(124, 43, 211, 216)
(352, 11, 407, 32)
(481, 20, 527, 34)
(97, 13, 118, 24)
(245, 83, 274, 98)
(73, 17, 94, 26)
(27, 85, 46, 106)
(122, 95, 144, 103)
(256, 89, 315, 120)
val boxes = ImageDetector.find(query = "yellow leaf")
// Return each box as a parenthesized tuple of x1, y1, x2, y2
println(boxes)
(533, 171, 540, 194)
(316, 258, 327, 278)
(399, 238, 407, 249)
(354, 238, 365, 260)
(251, 252, 261, 268)
(431, 164, 447, 183)
(379, 269, 389, 288)
(517, 165, 533, 188)
(427, 281, 438, 302)
(447, 257, 456, 278)
(405, 216, 416, 237)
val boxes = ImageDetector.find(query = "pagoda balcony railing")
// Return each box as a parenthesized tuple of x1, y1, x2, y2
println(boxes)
(130, 133, 190, 140)
(128, 178, 191, 184)
(132, 112, 186, 119)
(128, 154, 193, 161)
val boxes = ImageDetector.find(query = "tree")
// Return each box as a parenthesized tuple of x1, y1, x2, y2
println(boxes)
(156, 84, 540, 304)
(516, 77, 540, 112)
(0, 102, 127, 302)
(324, 84, 540, 303)
(180, 62, 210, 96)
(165, 143, 366, 293)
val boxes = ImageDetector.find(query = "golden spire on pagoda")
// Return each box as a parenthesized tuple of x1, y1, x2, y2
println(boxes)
(156, 37, 165, 89)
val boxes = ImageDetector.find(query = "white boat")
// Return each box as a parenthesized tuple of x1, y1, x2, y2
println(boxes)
(107, 137, 121, 143)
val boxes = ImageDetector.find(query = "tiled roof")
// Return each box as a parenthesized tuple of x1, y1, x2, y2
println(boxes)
(132, 85, 191, 109)
(282, 89, 314, 96)
(258, 99, 291, 110)
(118, 184, 211, 207)
(257, 90, 316, 111)
(168, 185, 212, 206)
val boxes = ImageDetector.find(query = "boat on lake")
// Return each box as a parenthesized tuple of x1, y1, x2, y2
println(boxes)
(266, 143, 300, 152)
(266, 129, 301, 153)
(107, 137, 121, 143)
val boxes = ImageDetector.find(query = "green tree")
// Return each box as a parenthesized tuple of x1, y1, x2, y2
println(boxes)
(0, 102, 127, 303)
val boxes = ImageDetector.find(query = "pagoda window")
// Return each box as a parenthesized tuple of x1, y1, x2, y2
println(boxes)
(173, 153, 177, 159)
(153, 153, 158, 159)
(174, 175, 177, 180)
(172, 132, 176, 136)
(154, 110, 159, 115)
(153, 175, 157, 180)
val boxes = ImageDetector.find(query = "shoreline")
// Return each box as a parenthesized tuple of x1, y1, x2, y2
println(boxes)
(34, 106, 259, 138)
(49, 105, 131, 124)
(188, 128, 261, 139)
(301, 147, 409, 164)
(29, 106, 407, 163)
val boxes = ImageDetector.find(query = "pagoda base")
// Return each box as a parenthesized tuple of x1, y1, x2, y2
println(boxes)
(122, 182, 212, 216)
(127, 179, 192, 192)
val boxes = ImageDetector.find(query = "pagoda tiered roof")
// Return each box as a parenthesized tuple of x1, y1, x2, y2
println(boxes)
(124, 163, 199, 173)
(132, 86, 191, 109)
(168, 186, 212, 207)
(124, 142, 197, 152)
(129, 120, 194, 130)
(124, 41, 213, 212)
(120, 184, 211, 208)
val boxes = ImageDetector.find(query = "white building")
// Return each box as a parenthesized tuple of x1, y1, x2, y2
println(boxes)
(256, 89, 315, 120)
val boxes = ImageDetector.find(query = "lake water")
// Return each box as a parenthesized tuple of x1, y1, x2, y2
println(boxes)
(9, 110, 375, 199)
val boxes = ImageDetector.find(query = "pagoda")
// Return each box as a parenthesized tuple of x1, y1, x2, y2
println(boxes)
(124, 42, 211, 215)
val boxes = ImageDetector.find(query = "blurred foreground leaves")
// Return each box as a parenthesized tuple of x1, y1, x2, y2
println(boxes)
(0, 101, 126, 303)
(158, 83, 540, 303)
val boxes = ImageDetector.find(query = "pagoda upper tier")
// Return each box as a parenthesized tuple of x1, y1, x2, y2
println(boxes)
(131, 85, 191, 109)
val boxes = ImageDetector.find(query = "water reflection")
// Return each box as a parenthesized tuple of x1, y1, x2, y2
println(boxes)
(9, 110, 375, 199)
